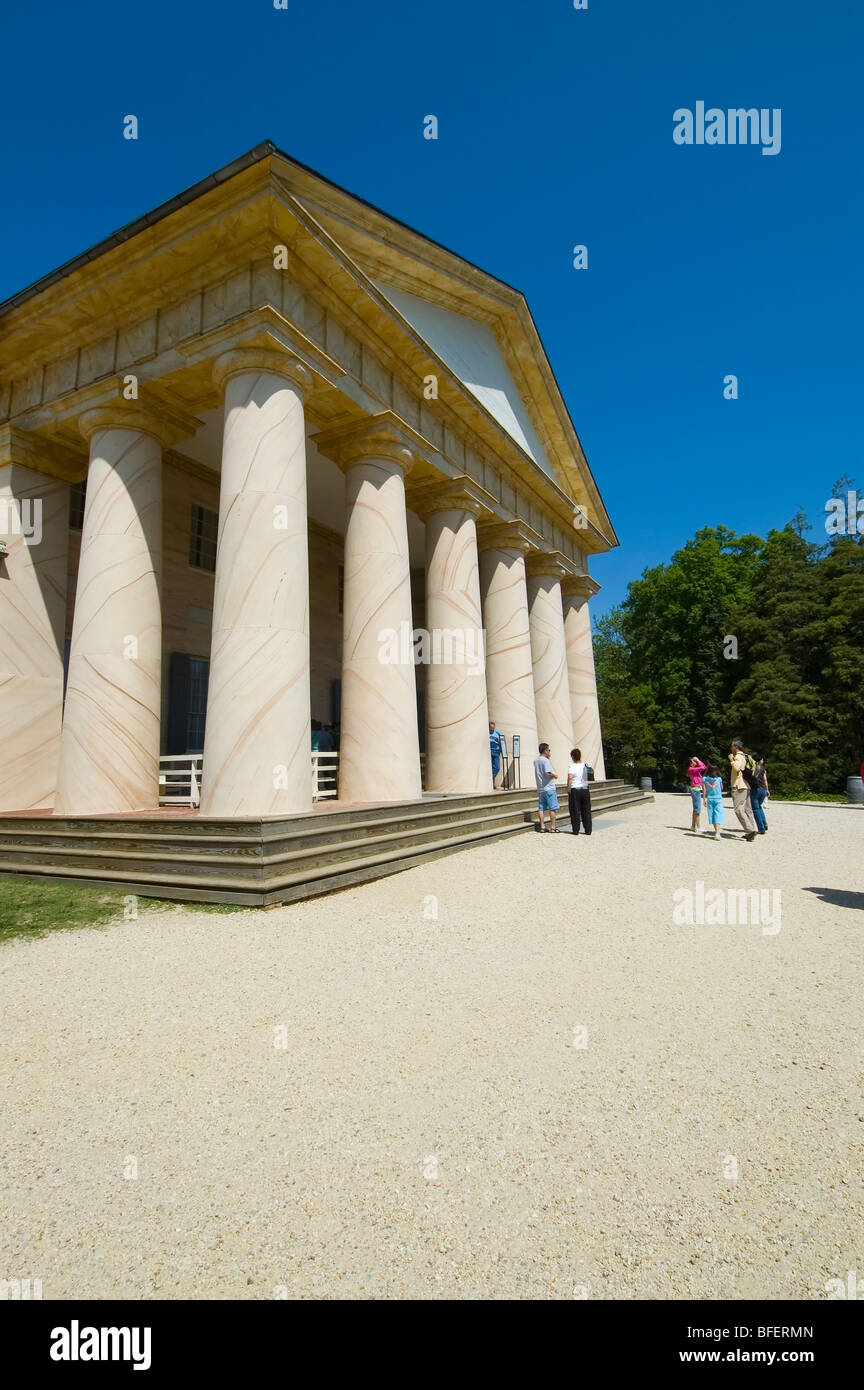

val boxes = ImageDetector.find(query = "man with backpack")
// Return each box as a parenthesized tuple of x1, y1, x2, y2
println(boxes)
(728, 739, 758, 841)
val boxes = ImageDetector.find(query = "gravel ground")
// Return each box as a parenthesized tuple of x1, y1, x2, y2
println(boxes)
(1, 793, 862, 1301)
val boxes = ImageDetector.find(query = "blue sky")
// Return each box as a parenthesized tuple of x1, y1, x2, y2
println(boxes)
(1, 0, 860, 614)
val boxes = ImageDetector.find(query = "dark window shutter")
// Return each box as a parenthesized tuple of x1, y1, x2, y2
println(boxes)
(167, 653, 190, 754)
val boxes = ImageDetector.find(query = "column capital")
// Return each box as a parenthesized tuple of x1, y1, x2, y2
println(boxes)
(525, 549, 578, 582)
(78, 401, 193, 450)
(314, 411, 431, 474)
(406, 474, 496, 522)
(476, 518, 542, 555)
(0, 424, 84, 480)
(562, 572, 601, 600)
(212, 346, 313, 397)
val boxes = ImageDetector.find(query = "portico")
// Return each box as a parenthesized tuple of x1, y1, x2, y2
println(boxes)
(0, 142, 617, 848)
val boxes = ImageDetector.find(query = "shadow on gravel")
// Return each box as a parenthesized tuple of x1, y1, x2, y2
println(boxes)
(804, 887, 864, 912)
(665, 826, 743, 839)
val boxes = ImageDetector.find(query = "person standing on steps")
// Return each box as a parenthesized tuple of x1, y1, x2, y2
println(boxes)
(729, 739, 757, 840)
(533, 742, 559, 833)
(566, 748, 592, 836)
(489, 720, 503, 789)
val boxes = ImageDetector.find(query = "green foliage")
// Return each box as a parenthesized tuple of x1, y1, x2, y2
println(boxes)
(594, 496, 864, 794)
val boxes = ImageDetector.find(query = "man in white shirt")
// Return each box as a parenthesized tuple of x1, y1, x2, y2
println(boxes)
(533, 742, 559, 832)
(566, 747, 592, 836)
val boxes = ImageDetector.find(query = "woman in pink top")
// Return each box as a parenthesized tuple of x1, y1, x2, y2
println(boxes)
(686, 756, 707, 832)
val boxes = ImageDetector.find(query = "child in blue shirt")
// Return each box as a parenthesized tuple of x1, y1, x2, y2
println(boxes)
(702, 762, 725, 839)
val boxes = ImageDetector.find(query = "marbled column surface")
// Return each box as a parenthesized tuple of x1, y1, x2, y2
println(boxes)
(0, 466, 69, 810)
(339, 456, 422, 804)
(54, 429, 162, 815)
(563, 589, 607, 779)
(201, 368, 311, 817)
(424, 507, 490, 793)
(479, 545, 539, 787)
(526, 569, 574, 781)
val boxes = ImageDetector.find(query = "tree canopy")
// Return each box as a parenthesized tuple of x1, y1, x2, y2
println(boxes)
(594, 490, 864, 795)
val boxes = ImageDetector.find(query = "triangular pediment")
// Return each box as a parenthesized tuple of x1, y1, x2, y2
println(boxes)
(290, 164, 614, 540)
(371, 281, 556, 480)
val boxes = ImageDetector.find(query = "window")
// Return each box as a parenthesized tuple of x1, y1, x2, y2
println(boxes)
(69, 480, 86, 530)
(185, 657, 210, 753)
(189, 504, 218, 572)
(167, 653, 210, 754)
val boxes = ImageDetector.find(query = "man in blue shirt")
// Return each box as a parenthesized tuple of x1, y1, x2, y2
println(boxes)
(489, 720, 503, 788)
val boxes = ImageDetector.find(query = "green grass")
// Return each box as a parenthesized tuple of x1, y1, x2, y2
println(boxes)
(770, 792, 848, 804)
(0, 879, 245, 944)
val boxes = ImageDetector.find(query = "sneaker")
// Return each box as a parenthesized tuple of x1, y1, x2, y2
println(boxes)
(745, 831, 757, 841)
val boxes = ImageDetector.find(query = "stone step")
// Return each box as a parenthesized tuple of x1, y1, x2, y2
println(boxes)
(0, 784, 653, 906)
(0, 805, 536, 882)
(0, 819, 536, 906)
(0, 789, 636, 850)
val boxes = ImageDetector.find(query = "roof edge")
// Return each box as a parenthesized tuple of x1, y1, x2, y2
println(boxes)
(0, 141, 526, 320)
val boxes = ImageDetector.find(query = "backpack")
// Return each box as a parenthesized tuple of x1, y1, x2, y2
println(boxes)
(742, 755, 759, 788)
(585, 765, 595, 782)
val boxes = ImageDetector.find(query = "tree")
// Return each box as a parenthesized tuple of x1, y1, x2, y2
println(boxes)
(593, 493, 863, 793)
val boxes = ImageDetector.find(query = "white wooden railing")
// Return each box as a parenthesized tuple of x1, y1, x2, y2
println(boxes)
(311, 750, 339, 800)
(159, 752, 341, 807)
(159, 754, 203, 807)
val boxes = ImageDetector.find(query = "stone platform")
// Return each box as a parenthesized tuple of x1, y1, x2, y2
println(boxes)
(0, 780, 652, 907)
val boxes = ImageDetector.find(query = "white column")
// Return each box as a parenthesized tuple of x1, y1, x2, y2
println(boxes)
(412, 479, 491, 794)
(201, 348, 313, 817)
(526, 555, 573, 781)
(563, 576, 607, 779)
(316, 416, 422, 804)
(478, 522, 539, 788)
(0, 455, 68, 810)
(54, 408, 165, 815)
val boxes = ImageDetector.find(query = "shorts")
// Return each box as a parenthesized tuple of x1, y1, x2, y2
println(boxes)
(538, 786, 559, 812)
(689, 787, 703, 811)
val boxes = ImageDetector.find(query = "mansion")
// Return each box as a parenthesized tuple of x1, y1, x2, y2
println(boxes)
(0, 142, 616, 822)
